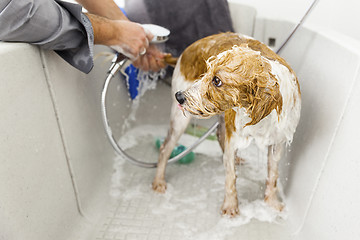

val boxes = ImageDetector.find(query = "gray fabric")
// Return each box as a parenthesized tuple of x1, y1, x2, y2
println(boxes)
(0, 0, 94, 73)
(124, 0, 151, 24)
(126, 0, 234, 57)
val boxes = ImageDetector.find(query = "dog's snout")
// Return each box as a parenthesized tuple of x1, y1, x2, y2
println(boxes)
(175, 91, 186, 105)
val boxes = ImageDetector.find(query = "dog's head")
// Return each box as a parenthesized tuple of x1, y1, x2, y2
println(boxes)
(176, 45, 283, 126)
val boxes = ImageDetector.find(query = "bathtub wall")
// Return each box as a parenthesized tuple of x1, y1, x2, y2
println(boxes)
(0, 42, 173, 240)
(280, 27, 360, 239)
(229, 2, 360, 237)
(228, 0, 360, 41)
(1, 2, 360, 239)
(0, 43, 120, 240)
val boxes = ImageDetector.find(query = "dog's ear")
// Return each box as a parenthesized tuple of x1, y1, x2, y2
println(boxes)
(163, 53, 178, 67)
(241, 73, 283, 126)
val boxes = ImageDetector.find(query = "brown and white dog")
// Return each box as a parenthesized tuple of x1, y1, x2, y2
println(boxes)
(154, 32, 301, 216)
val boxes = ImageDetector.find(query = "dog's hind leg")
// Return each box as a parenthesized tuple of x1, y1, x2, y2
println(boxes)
(152, 102, 191, 193)
(265, 143, 285, 211)
(216, 114, 226, 153)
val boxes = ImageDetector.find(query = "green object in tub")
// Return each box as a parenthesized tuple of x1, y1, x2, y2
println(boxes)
(155, 138, 195, 164)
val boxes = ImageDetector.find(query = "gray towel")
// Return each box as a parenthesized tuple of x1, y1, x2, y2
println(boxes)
(126, 0, 234, 56)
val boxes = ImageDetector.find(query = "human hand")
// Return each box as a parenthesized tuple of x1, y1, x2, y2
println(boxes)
(132, 45, 166, 72)
(110, 21, 167, 72)
(109, 20, 151, 60)
(86, 13, 167, 72)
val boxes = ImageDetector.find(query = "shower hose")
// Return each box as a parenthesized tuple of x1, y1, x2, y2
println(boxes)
(101, 0, 319, 168)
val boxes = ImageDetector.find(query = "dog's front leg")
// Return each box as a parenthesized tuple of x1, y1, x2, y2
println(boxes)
(217, 115, 245, 165)
(221, 138, 239, 217)
(265, 143, 284, 211)
(152, 102, 191, 193)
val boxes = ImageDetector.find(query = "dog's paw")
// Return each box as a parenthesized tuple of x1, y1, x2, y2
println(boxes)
(221, 199, 240, 217)
(221, 205, 240, 217)
(265, 196, 285, 212)
(152, 179, 167, 193)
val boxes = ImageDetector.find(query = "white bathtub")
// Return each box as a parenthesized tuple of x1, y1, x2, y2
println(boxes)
(1, 2, 360, 240)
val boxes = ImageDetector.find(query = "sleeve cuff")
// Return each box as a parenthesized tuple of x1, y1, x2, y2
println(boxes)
(54, 1, 95, 74)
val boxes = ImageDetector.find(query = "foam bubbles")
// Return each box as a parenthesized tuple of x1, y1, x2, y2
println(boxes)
(108, 125, 289, 239)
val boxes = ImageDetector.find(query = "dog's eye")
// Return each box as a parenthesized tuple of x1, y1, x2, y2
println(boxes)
(212, 76, 222, 87)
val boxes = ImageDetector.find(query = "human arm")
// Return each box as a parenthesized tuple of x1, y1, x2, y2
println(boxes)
(0, 0, 94, 73)
(85, 13, 150, 60)
(78, 0, 166, 71)
(0, 0, 165, 72)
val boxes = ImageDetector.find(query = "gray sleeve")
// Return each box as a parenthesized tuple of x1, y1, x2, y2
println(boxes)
(0, 0, 94, 73)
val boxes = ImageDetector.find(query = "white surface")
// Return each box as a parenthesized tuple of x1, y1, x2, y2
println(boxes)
(297, 69, 360, 240)
(94, 125, 290, 240)
(228, 2, 257, 36)
(0, 43, 82, 240)
(40, 48, 116, 220)
(280, 27, 360, 238)
(1, 2, 360, 239)
(229, 0, 313, 22)
(228, 0, 360, 41)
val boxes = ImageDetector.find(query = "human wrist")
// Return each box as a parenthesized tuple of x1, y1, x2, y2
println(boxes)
(85, 13, 117, 46)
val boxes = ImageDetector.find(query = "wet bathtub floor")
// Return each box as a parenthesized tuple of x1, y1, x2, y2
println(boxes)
(93, 125, 292, 240)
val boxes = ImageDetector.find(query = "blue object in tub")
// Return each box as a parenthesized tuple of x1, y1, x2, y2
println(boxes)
(118, 7, 140, 100)
(124, 64, 140, 100)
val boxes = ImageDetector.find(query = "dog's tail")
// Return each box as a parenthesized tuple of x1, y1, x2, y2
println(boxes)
(163, 53, 178, 67)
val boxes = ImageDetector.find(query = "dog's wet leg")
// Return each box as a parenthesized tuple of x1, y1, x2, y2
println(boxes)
(152, 102, 191, 193)
(216, 114, 225, 154)
(265, 143, 285, 211)
(221, 138, 239, 217)
(217, 114, 246, 165)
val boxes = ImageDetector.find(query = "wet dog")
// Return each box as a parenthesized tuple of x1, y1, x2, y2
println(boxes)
(153, 32, 301, 216)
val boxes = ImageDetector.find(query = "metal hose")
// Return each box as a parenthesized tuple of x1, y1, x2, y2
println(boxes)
(276, 0, 319, 54)
(101, 56, 218, 168)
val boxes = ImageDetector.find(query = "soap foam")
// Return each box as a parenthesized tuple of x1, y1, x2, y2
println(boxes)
(109, 124, 288, 239)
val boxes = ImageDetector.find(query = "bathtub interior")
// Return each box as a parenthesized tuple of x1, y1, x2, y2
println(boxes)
(92, 24, 360, 240)
(1, 1, 360, 240)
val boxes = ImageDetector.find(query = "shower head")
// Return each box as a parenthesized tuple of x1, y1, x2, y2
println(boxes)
(142, 24, 170, 43)
(108, 24, 170, 69)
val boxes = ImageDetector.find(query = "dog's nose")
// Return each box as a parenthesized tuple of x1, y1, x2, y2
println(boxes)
(175, 91, 186, 105)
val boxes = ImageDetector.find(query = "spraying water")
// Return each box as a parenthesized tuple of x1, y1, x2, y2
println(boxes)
(121, 67, 167, 133)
